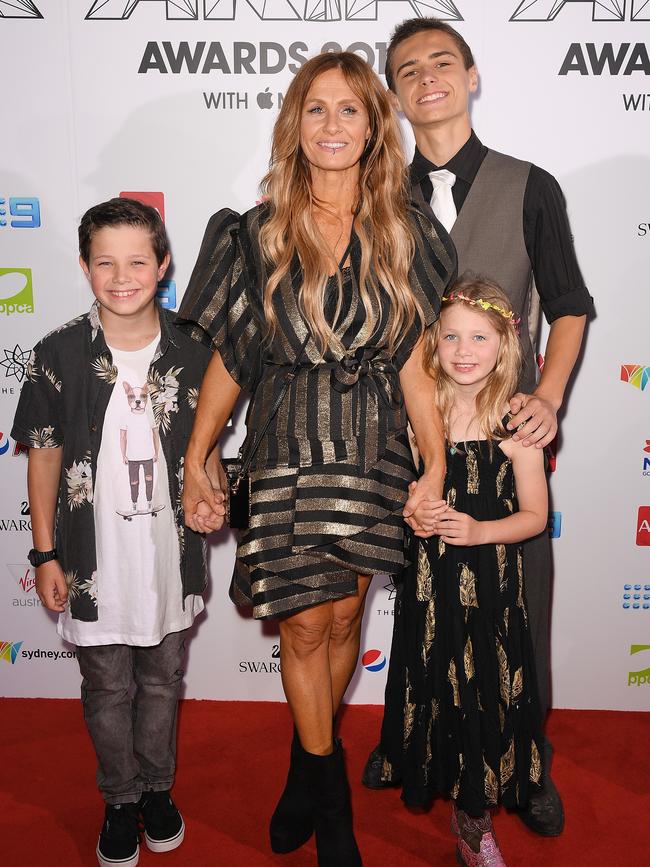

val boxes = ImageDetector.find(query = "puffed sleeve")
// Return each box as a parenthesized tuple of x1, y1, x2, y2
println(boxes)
(177, 208, 263, 393)
(393, 201, 457, 370)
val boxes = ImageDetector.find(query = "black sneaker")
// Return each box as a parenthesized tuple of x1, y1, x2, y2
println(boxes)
(97, 802, 140, 867)
(139, 790, 185, 853)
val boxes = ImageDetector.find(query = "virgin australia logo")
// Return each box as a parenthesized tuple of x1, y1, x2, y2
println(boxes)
(85, 0, 464, 22)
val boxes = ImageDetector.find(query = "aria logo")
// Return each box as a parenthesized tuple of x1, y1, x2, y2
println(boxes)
(511, 1, 649, 22)
(84, 0, 464, 23)
(0, 1, 42, 17)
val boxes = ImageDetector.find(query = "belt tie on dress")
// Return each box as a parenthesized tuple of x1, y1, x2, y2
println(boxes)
(330, 348, 403, 473)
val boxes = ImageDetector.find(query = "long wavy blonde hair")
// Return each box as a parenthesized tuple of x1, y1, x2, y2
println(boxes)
(424, 276, 523, 442)
(259, 51, 420, 355)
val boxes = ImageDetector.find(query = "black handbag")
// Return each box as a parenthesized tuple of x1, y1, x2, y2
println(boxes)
(220, 239, 351, 530)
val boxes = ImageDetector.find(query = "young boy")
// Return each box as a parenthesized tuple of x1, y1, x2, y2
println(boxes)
(12, 198, 213, 867)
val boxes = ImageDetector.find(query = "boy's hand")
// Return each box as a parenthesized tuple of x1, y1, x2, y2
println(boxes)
(508, 392, 558, 448)
(36, 560, 68, 612)
(433, 508, 485, 546)
(183, 461, 225, 533)
(404, 479, 447, 538)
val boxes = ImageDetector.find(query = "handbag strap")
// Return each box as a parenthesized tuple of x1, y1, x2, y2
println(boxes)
(238, 237, 353, 478)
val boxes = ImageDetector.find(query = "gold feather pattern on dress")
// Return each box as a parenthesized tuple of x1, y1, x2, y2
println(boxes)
(466, 448, 479, 494)
(496, 638, 510, 708)
(448, 658, 460, 707)
(511, 667, 523, 701)
(438, 537, 446, 558)
(464, 636, 475, 683)
(484, 759, 499, 805)
(403, 670, 416, 748)
(503, 607, 510, 635)
(447, 486, 457, 508)
(500, 738, 515, 787)
(422, 596, 436, 665)
(496, 460, 508, 498)
(504, 498, 514, 513)
(499, 704, 505, 733)
(416, 542, 432, 602)
(496, 544, 507, 592)
(451, 753, 465, 800)
(459, 563, 478, 608)
(530, 741, 542, 784)
(381, 757, 394, 783)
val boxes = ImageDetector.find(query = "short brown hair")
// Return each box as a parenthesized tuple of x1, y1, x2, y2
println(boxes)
(78, 197, 170, 265)
(386, 18, 475, 92)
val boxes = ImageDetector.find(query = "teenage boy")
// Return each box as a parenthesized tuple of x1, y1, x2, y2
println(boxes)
(363, 19, 594, 838)
(12, 198, 212, 867)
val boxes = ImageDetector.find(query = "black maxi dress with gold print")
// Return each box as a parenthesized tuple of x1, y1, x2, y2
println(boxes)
(377, 440, 543, 817)
(178, 203, 456, 619)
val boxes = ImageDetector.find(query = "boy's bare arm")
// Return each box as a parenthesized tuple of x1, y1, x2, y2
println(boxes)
(28, 447, 68, 612)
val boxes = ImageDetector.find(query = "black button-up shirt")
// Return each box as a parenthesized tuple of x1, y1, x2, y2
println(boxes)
(411, 131, 594, 323)
(12, 302, 211, 622)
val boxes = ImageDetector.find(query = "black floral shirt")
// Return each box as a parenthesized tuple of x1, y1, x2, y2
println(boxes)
(12, 301, 212, 622)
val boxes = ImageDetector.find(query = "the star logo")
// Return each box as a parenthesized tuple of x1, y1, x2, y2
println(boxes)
(383, 579, 397, 601)
(0, 344, 30, 383)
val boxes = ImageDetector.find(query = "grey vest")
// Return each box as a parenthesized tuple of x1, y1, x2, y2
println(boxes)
(414, 149, 539, 393)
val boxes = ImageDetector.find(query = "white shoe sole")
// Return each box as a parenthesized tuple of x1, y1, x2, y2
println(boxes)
(96, 841, 139, 867)
(144, 818, 185, 853)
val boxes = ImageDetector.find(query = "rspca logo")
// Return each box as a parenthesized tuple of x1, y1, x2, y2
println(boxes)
(628, 644, 650, 687)
(0, 269, 34, 316)
(361, 649, 386, 672)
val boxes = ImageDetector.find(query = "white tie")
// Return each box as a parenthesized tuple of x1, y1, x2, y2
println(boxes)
(428, 169, 457, 233)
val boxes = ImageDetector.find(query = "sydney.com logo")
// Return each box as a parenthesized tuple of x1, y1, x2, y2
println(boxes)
(621, 365, 650, 392)
(0, 269, 34, 316)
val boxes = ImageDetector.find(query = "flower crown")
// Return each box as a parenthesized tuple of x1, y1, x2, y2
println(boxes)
(442, 291, 521, 330)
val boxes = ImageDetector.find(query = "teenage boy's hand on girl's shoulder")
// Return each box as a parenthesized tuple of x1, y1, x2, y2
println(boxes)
(36, 560, 68, 612)
(507, 392, 558, 448)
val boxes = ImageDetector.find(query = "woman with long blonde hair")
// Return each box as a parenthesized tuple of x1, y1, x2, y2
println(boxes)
(179, 51, 455, 864)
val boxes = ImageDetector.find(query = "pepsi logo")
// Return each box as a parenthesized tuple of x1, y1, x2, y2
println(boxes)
(361, 649, 386, 672)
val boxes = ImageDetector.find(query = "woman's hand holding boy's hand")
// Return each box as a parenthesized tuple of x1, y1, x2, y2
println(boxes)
(36, 560, 68, 612)
(433, 508, 485, 546)
(183, 460, 225, 533)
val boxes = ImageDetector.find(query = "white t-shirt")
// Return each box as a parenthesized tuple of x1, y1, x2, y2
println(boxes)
(58, 335, 204, 646)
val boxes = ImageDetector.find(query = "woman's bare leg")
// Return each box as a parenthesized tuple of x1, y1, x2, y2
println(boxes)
(329, 575, 372, 715)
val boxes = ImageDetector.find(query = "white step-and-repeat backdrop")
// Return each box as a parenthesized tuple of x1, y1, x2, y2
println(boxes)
(1, 1, 648, 711)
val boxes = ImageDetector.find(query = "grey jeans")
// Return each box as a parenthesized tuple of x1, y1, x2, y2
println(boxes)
(76, 630, 187, 805)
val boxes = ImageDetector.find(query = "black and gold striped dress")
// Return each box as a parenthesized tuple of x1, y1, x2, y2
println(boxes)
(179, 203, 455, 619)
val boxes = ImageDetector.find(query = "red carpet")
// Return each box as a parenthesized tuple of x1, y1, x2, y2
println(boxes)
(1, 700, 647, 866)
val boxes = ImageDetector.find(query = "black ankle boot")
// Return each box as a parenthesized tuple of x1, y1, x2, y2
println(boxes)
(269, 729, 314, 854)
(305, 739, 362, 867)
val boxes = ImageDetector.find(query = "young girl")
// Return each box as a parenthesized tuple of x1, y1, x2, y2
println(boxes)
(378, 278, 548, 866)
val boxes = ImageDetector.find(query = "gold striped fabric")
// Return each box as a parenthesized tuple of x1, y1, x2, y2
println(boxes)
(180, 203, 456, 618)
